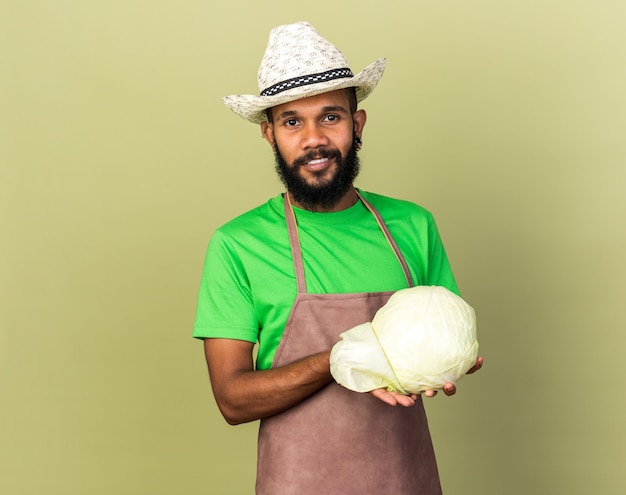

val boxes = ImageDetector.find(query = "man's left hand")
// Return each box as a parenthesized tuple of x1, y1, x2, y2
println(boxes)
(423, 355, 484, 398)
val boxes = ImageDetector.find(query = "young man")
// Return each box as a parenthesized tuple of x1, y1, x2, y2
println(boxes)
(194, 21, 482, 495)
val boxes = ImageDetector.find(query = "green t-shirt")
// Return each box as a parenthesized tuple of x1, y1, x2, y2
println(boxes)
(193, 190, 458, 370)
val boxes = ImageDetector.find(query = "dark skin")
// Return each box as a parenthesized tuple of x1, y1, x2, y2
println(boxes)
(204, 89, 483, 425)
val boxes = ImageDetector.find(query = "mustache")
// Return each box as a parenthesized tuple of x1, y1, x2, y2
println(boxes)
(292, 148, 342, 168)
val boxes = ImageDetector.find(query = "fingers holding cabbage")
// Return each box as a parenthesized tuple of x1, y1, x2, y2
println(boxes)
(330, 286, 479, 395)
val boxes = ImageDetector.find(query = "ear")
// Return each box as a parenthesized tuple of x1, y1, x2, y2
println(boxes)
(260, 122, 276, 150)
(353, 109, 367, 138)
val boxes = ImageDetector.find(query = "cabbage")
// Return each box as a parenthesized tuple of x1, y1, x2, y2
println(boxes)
(330, 286, 479, 394)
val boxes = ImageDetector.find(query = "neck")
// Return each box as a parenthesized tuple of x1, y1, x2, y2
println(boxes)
(288, 186, 359, 212)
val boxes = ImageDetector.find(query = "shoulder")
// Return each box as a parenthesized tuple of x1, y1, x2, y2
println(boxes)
(215, 194, 285, 239)
(206, 195, 289, 262)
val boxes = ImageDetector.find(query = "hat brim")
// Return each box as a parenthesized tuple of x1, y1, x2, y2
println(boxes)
(223, 58, 386, 124)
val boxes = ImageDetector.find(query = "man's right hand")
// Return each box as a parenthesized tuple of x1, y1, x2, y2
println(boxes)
(203, 338, 333, 425)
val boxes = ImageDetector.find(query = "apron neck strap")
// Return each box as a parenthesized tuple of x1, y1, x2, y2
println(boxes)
(356, 190, 415, 288)
(283, 190, 415, 294)
(283, 193, 308, 293)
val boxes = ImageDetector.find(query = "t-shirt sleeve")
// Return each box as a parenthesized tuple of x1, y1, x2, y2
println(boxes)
(192, 229, 259, 342)
(426, 214, 460, 296)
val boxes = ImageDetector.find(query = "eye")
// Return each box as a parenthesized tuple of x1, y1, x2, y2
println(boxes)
(284, 118, 299, 127)
(323, 114, 339, 122)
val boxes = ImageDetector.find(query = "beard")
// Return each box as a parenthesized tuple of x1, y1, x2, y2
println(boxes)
(274, 137, 360, 211)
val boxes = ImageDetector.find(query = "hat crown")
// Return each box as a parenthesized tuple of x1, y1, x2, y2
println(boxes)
(257, 22, 351, 95)
(223, 21, 385, 123)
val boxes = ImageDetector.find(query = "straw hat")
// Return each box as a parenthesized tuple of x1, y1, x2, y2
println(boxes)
(223, 21, 386, 124)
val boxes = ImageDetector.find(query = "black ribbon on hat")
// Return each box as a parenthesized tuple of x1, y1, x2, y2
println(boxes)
(260, 68, 354, 97)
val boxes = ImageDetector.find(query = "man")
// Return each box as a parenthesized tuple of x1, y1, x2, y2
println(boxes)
(194, 21, 482, 495)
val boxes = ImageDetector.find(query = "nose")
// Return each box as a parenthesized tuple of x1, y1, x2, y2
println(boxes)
(301, 122, 329, 149)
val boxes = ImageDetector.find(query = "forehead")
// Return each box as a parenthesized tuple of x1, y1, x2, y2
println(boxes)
(270, 89, 351, 118)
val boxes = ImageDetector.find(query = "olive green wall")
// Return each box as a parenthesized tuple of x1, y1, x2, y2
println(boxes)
(2, 1, 625, 493)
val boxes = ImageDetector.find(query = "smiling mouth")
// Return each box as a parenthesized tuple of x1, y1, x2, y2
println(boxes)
(294, 148, 341, 169)
(303, 156, 333, 172)
(307, 158, 328, 165)
(306, 157, 331, 167)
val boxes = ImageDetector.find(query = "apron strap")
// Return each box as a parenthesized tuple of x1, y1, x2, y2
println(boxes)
(355, 190, 415, 287)
(283, 190, 415, 294)
(283, 193, 308, 293)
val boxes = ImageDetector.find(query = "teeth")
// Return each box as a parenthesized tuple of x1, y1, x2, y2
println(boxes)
(308, 158, 327, 165)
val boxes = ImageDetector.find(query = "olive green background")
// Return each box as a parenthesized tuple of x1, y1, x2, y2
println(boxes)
(2, 1, 625, 494)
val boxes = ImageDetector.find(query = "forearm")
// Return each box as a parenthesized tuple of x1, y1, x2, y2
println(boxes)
(223, 351, 331, 424)
(204, 339, 332, 425)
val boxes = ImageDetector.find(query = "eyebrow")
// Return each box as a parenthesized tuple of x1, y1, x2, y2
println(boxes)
(320, 105, 349, 114)
(276, 105, 349, 121)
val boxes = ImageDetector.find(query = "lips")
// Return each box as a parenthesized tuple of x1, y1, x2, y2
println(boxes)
(304, 157, 332, 171)
(294, 149, 341, 170)
(307, 157, 328, 166)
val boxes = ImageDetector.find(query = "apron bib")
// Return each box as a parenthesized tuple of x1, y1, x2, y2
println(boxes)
(256, 192, 441, 495)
